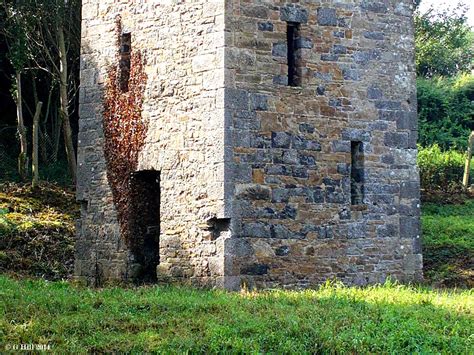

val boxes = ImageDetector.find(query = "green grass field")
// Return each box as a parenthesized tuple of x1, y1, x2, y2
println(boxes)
(1, 276, 473, 353)
(1, 185, 473, 352)
(422, 200, 474, 287)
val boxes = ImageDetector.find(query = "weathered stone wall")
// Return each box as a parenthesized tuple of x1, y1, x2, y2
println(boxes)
(223, 0, 422, 289)
(77, 0, 422, 289)
(77, 0, 228, 286)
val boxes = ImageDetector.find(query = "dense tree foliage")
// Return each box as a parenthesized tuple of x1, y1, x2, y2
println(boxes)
(417, 74, 474, 149)
(415, 4, 473, 78)
(415, 1, 473, 151)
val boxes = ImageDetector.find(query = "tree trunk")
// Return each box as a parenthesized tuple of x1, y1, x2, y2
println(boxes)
(58, 25, 77, 184)
(52, 109, 61, 162)
(15, 72, 28, 181)
(32, 101, 43, 188)
(40, 85, 55, 162)
(463, 131, 474, 187)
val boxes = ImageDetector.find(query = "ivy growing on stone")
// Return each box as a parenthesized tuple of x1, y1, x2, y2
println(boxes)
(103, 16, 148, 251)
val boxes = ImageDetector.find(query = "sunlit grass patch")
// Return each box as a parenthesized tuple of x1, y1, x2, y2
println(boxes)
(0, 276, 472, 353)
(0, 183, 78, 279)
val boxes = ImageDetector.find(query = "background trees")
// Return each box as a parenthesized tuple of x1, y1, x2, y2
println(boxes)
(415, 1, 473, 189)
(0, 0, 81, 184)
(415, 4, 473, 78)
(415, 2, 473, 145)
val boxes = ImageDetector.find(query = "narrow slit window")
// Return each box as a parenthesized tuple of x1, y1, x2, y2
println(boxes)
(351, 141, 364, 205)
(287, 22, 300, 87)
(119, 33, 131, 92)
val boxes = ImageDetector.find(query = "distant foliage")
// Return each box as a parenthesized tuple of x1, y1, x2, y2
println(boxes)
(415, 4, 473, 78)
(418, 145, 472, 190)
(414, 3, 473, 152)
(417, 74, 474, 150)
(0, 0, 81, 184)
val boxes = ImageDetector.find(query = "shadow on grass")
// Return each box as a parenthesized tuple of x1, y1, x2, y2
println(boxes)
(422, 200, 474, 288)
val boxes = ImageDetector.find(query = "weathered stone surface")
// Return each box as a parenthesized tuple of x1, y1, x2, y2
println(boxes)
(364, 31, 384, 40)
(272, 42, 287, 57)
(317, 8, 337, 26)
(258, 22, 273, 32)
(280, 4, 309, 24)
(77, 0, 422, 290)
(235, 184, 271, 200)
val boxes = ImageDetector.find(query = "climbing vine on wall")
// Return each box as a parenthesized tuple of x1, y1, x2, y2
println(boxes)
(103, 16, 148, 247)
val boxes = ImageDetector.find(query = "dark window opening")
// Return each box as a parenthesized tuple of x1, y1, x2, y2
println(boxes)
(351, 141, 365, 205)
(78, 200, 88, 214)
(287, 22, 300, 87)
(206, 218, 231, 240)
(129, 170, 160, 282)
(119, 33, 131, 93)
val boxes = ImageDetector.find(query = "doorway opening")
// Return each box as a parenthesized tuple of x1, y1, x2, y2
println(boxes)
(129, 170, 160, 282)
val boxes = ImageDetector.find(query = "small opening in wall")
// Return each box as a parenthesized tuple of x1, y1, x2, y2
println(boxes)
(78, 200, 89, 214)
(207, 218, 231, 240)
(129, 170, 160, 282)
(119, 33, 131, 93)
(351, 141, 365, 205)
(287, 22, 300, 87)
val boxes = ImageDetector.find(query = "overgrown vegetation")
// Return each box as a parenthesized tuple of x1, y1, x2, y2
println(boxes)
(0, 183, 78, 280)
(418, 144, 473, 191)
(422, 200, 474, 288)
(1, 276, 472, 353)
(417, 75, 474, 150)
(415, 4, 473, 78)
(103, 16, 149, 254)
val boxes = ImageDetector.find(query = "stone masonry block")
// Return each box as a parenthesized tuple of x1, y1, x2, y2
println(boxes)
(280, 4, 309, 23)
(317, 8, 337, 26)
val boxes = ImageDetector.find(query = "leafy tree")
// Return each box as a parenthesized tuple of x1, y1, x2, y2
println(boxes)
(1, 1, 35, 181)
(417, 75, 474, 149)
(415, 3, 473, 78)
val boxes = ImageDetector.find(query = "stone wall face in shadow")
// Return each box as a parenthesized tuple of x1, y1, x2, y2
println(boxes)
(223, 0, 422, 289)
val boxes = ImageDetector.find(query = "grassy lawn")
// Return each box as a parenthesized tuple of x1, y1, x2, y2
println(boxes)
(1, 276, 473, 353)
(422, 200, 474, 288)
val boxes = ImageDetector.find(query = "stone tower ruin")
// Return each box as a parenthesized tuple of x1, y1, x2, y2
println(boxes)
(76, 0, 422, 289)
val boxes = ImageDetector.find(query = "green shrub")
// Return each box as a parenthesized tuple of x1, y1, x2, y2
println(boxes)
(417, 75, 474, 150)
(417, 145, 473, 189)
